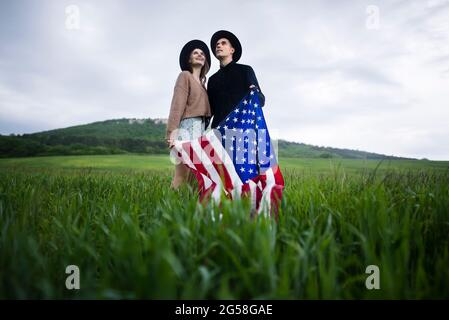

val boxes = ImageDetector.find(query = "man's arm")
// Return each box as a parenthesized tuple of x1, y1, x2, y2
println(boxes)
(247, 66, 265, 107)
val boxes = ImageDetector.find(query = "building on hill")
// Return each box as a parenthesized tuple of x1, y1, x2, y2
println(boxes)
(153, 118, 168, 125)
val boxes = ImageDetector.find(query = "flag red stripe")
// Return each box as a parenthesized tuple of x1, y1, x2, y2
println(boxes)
(182, 142, 215, 191)
(200, 137, 234, 193)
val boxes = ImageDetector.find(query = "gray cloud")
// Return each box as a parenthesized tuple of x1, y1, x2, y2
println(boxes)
(1, 0, 449, 160)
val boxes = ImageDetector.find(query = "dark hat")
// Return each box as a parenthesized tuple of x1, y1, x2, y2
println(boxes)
(179, 39, 211, 71)
(210, 30, 242, 62)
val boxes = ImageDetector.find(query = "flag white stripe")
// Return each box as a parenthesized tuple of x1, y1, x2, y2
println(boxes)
(175, 141, 196, 170)
(258, 168, 276, 215)
(201, 173, 213, 190)
(191, 138, 225, 194)
(212, 181, 222, 202)
(206, 130, 243, 191)
(248, 180, 258, 211)
(174, 141, 207, 191)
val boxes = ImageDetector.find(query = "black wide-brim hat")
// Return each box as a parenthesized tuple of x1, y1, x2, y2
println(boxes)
(179, 39, 211, 71)
(210, 30, 242, 62)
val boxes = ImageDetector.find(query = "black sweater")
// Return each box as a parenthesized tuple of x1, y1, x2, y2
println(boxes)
(207, 61, 265, 128)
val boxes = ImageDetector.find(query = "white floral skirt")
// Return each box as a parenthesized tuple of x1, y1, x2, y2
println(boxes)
(176, 117, 205, 141)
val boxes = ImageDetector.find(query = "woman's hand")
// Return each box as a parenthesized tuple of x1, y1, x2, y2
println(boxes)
(166, 138, 175, 149)
(249, 84, 264, 106)
(249, 84, 259, 90)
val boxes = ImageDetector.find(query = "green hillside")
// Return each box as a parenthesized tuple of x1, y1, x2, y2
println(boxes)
(0, 118, 167, 157)
(32, 118, 166, 140)
(278, 140, 410, 160)
(0, 118, 414, 160)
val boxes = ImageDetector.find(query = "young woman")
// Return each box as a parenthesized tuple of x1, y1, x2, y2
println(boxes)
(166, 40, 212, 189)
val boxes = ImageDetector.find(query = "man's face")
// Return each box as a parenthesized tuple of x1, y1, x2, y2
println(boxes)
(215, 38, 235, 59)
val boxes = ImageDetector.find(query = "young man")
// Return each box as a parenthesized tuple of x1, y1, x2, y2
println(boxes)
(207, 30, 265, 129)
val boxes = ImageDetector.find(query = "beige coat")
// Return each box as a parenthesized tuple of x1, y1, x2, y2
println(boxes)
(166, 71, 211, 140)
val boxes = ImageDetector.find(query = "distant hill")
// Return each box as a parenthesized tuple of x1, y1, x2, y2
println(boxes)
(0, 118, 414, 160)
(277, 140, 411, 160)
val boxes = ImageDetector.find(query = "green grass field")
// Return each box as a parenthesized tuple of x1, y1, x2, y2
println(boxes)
(1, 155, 448, 299)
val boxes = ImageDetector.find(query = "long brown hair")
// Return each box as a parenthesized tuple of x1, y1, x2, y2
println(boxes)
(188, 51, 209, 86)
(199, 59, 209, 86)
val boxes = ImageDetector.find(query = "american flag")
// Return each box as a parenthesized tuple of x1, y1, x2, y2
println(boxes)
(171, 89, 284, 218)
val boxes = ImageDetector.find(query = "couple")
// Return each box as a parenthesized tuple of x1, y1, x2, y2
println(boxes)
(166, 30, 265, 189)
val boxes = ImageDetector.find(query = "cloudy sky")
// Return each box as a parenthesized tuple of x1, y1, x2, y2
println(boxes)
(1, 0, 449, 160)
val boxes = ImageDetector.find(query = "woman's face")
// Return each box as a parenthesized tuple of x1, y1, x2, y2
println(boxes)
(189, 49, 205, 67)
